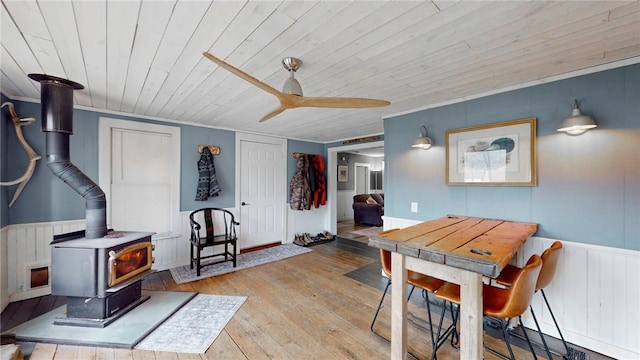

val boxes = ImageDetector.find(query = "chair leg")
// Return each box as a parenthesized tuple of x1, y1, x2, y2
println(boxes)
(370, 278, 391, 336)
(431, 300, 458, 359)
(449, 302, 459, 347)
(196, 246, 201, 276)
(541, 289, 571, 357)
(423, 293, 438, 360)
(501, 318, 517, 360)
(371, 279, 417, 336)
(232, 241, 237, 267)
(529, 304, 553, 360)
(518, 316, 539, 360)
(190, 242, 194, 269)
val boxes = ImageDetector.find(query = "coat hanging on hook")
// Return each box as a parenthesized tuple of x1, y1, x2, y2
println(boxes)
(195, 146, 221, 201)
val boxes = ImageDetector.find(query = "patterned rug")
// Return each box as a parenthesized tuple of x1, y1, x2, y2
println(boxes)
(135, 294, 246, 353)
(170, 243, 312, 284)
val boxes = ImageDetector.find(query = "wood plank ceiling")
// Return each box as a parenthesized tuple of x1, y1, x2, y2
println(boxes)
(1, 1, 639, 142)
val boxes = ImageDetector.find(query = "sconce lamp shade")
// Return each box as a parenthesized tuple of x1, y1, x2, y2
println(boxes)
(557, 99, 597, 135)
(412, 126, 433, 150)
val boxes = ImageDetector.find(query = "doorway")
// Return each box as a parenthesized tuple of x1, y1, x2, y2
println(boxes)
(327, 141, 384, 236)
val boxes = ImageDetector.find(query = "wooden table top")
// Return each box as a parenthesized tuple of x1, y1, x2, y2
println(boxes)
(368, 215, 538, 278)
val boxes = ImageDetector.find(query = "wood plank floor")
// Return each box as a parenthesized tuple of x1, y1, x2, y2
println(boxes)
(1, 236, 603, 360)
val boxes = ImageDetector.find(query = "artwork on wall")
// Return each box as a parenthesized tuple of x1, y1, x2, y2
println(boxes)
(338, 165, 349, 182)
(445, 118, 536, 186)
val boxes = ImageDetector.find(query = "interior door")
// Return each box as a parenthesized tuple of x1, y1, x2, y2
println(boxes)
(355, 163, 370, 194)
(239, 139, 284, 249)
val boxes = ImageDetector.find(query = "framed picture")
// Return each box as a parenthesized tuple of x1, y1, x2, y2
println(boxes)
(445, 118, 536, 186)
(338, 165, 349, 182)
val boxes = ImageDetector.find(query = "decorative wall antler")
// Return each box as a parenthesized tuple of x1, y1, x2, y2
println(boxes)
(1, 102, 41, 207)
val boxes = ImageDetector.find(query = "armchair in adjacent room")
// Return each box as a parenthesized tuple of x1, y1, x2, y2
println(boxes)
(352, 193, 384, 226)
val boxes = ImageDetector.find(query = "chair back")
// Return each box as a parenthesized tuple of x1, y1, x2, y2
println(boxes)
(536, 241, 563, 291)
(189, 208, 238, 240)
(380, 249, 392, 277)
(494, 254, 542, 318)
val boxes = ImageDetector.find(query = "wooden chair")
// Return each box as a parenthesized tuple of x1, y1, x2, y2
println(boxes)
(494, 241, 569, 359)
(189, 208, 239, 276)
(371, 249, 450, 359)
(435, 254, 543, 360)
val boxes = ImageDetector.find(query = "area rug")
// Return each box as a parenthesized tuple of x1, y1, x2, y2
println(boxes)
(170, 243, 312, 284)
(135, 294, 246, 353)
(350, 226, 383, 238)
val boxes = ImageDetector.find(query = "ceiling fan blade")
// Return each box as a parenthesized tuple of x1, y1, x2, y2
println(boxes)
(202, 52, 283, 98)
(293, 96, 390, 109)
(203, 52, 390, 122)
(259, 106, 288, 122)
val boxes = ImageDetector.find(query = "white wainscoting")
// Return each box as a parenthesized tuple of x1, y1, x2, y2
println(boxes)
(382, 216, 640, 360)
(4, 220, 85, 304)
(287, 205, 330, 243)
(1, 226, 9, 312)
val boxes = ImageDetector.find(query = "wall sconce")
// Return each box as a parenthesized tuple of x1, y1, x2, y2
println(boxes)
(412, 125, 433, 150)
(557, 99, 597, 135)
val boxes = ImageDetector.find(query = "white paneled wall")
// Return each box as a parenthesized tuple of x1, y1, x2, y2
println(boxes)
(3, 220, 85, 304)
(1, 226, 9, 312)
(383, 216, 640, 360)
(287, 205, 330, 243)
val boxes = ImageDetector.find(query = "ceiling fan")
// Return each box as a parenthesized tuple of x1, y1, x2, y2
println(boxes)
(202, 52, 391, 122)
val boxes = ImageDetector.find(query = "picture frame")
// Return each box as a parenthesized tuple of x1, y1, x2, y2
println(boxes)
(445, 118, 536, 186)
(338, 165, 349, 182)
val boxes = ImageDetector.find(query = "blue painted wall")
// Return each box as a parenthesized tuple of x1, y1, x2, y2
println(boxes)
(0, 98, 325, 225)
(383, 64, 639, 250)
(180, 126, 235, 210)
(1, 102, 239, 224)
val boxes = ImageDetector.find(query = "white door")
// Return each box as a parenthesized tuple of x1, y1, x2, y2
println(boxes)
(239, 137, 285, 249)
(355, 163, 370, 194)
(98, 118, 180, 238)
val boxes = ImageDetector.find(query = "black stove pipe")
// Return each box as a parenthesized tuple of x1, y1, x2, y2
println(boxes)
(29, 74, 107, 239)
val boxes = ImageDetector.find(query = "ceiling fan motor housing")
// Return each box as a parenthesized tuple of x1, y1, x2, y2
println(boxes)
(282, 57, 303, 96)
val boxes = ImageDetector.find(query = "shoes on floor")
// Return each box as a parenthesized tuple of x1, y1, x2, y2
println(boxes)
(292, 231, 335, 247)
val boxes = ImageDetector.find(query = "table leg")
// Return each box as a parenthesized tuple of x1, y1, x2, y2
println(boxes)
(391, 251, 408, 359)
(459, 270, 483, 359)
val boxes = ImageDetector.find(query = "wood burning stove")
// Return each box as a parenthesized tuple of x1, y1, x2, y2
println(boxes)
(51, 230, 154, 327)
(27, 73, 158, 327)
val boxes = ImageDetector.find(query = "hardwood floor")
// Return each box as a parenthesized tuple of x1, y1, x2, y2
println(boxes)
(1, 237, 604, 360)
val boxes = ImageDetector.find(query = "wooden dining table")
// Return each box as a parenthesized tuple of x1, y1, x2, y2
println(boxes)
(368, 215, 538, 359)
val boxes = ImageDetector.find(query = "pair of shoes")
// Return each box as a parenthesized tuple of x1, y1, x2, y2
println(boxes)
(322, 230, 333, 240)
(303, 233, 313, 245)
(293, 233, 306, 246)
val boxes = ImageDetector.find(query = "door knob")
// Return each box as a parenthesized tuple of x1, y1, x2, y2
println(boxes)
(241, 202, 249, 206)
